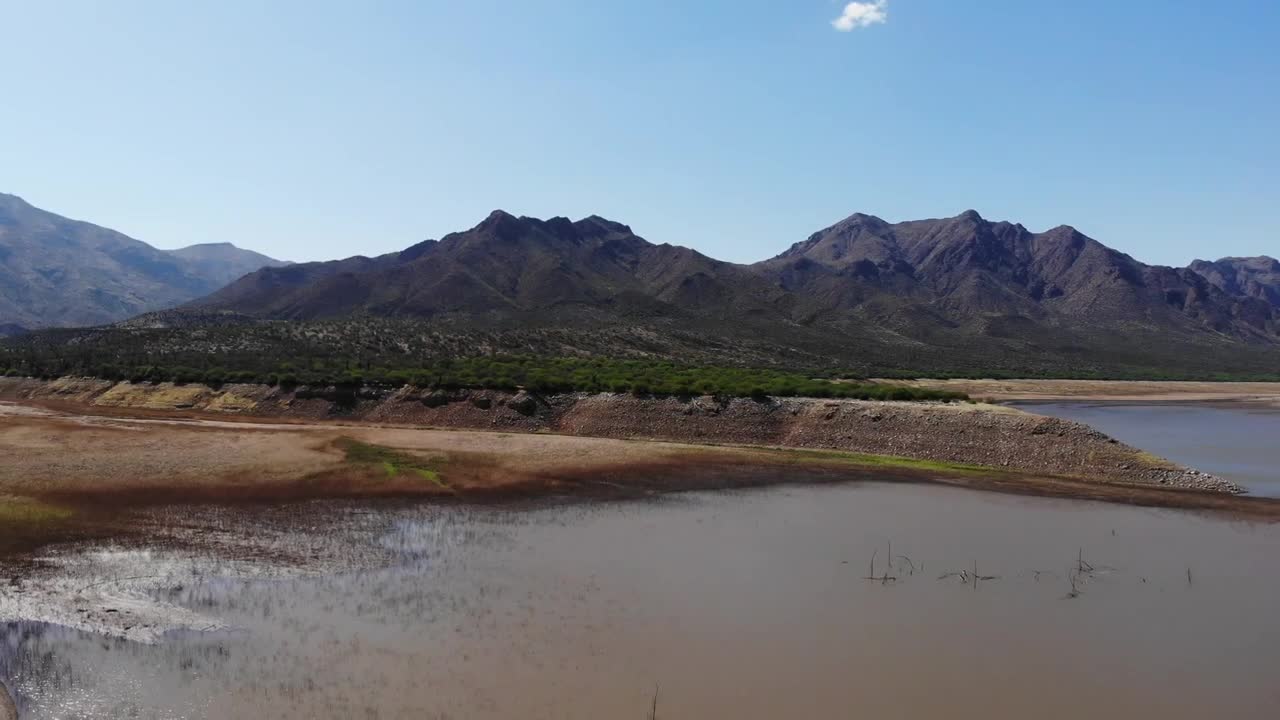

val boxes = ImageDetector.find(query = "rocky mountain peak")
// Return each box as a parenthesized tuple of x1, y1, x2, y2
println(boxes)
(1189, 255, 1280, 309)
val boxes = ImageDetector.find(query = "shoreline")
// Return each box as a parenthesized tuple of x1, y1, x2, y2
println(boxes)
(2, 376, 1277, 566)
(890, 378, 1280, 406)
(0, 379, 1275, 521)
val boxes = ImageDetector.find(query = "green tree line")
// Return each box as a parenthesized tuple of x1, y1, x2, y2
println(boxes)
(0, 351, 967, 402)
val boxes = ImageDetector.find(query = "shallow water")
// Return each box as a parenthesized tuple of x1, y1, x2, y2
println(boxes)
(2, 483, 1280, 719)
(1020, 402, 1280, 497)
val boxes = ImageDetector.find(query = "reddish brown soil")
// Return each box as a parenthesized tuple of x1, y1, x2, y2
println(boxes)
(1, 397, 1278, 524)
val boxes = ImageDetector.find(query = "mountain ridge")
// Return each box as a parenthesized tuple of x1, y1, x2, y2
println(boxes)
(6, 198, 1278, 377)
(0, 193, 286, 328)
(1189, 256, 1280, 309)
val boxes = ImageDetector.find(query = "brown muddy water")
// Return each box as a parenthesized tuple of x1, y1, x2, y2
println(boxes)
(1021, 402, 1280, 497)
(2, 483, 1279, 719)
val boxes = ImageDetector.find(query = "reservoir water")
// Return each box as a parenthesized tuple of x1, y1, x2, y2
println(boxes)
(1018, 402, 1280, 497)
(2, 482, 1278, 719)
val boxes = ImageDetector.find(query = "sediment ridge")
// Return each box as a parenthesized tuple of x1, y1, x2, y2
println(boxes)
(0, 377, 1239, 494)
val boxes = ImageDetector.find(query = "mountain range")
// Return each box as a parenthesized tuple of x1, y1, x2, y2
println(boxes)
(3, 195, 1277, 376)
(173, 208, 1278, 374)
(0, 193, 286, 329)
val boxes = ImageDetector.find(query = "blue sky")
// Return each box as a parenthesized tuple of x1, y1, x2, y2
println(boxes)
(1, 0, 1276, 265)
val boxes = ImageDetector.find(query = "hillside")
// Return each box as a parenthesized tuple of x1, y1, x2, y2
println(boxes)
(0, 193, 285, 328)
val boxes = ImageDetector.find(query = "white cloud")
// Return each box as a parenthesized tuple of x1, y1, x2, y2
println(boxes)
(832, 0, 889, 31)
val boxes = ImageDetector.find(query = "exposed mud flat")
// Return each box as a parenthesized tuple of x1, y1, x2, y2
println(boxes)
(2, 484, 1279, 719)
(0, 377, 1238, 492)
(0, 415, 1273, 549)
(1, 503, 397, 644)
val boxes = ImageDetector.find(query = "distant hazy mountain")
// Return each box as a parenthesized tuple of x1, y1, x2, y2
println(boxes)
(169, 242, 291, 289)
(0, 193, 285, 328)
(179, 208, 1280, 376)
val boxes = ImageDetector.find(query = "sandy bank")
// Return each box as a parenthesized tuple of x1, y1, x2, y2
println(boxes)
(891, 378, 1280, 405)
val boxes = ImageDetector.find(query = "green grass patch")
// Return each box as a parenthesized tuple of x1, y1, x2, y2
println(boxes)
(412, 467, 448, 489)
(338, 438, 450, 488)
(767, 448, 1002, 476)
(1134, 451, 1175, 470)
(0, 497, 75, 525)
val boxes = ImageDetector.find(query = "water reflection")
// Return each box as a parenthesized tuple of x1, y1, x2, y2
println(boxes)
(2, 484, 1279, 719)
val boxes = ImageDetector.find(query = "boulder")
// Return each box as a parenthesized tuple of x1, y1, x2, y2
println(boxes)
(510, 392, 538, 416)
(422, 390, 450, 408)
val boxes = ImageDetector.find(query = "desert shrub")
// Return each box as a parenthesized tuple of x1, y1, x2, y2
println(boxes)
(0, 338, 972, 403)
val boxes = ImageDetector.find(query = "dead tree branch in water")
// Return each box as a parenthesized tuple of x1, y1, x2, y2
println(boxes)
(938, 561, 997, 589)
(1066, 566, 1081, 599)
(894, 553, 919, 576)
(1065, 549, 1102, 599)
(1077, 549, 1095, 575)
(863, 546, 897, 585)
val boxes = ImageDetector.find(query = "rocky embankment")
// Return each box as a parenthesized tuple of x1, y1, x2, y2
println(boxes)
(0, 681, 15, 720)
(0, 377, 1240, 493)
